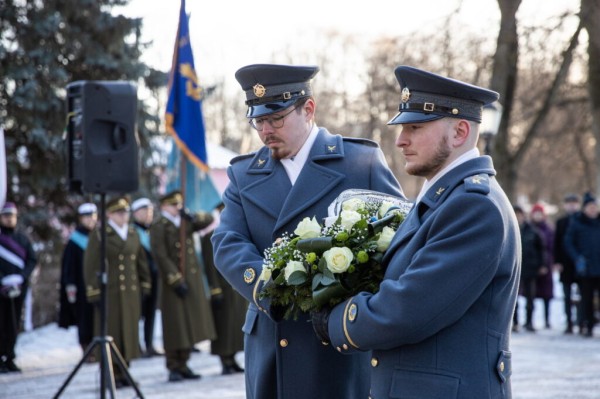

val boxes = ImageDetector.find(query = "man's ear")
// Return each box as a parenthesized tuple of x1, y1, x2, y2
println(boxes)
(452, 119, 471, 147)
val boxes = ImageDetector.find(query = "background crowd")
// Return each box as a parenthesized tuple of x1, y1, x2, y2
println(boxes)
(0, 191, 246, 388)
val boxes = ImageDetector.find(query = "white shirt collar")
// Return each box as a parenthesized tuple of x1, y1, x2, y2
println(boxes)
(281, 124, 319, 185)
(161, 210, 181, 228)
(107, 219, 129, 241)
(416, 148, 480, 204)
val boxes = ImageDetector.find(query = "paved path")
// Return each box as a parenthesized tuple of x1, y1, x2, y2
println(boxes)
(1, 296, 599, 398)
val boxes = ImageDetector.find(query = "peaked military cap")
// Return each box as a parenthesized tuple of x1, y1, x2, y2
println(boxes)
(77, 203, 97, 216)
(131, 197, 152, 212)
(159, 190, 183, 206)
(235, 64, 319, 118)
(388, 65, 499, 125)
(106, 197, 130, 213)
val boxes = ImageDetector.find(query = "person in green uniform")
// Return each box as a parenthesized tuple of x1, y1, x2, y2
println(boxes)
(201, 203, 246, 375)
(84, 196, 151, 388)
(150, 190, 216, 382)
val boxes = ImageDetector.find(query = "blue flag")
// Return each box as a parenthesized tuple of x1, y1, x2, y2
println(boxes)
(165, 0, 221, 212)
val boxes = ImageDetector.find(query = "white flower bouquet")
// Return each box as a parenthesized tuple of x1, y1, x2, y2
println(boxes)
(259, 189, 412, 320)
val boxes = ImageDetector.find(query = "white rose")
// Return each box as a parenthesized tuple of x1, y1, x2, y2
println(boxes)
(323, 247, 354, 273)
(259, 265, 273, 281)
(378, 201, 394, 218)
(376, 226, 396, 252)
(284, 261, 307, 282)
(342, 198, 366, 212)
(340, 210, 362, 232)
(294, 217, 322, 239)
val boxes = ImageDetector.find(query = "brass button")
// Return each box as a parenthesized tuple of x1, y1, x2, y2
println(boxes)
(175, 242, 181, 248)
(119, 275, 125, 281)
(336, 347, 342, 352)
(119, 264, 125, 271)
(342, 344, 348, 350)
(499, 361, 505, 372)
(186, 238, 192, 244)
(130, 254, 136, 260)
(120, 285, 126, 291)
(371, 358, 378, 367)
(279, 339, 288, 348)
(188, 249, 194, 254)
(131, 285, 137, 291)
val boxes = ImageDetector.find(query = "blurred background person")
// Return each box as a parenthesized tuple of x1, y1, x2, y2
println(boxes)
(57, 203, 98, 361)
(84, 196, 151, 387)
(530, 203, 554, 329)
(0, 202, 36, 373)
(201, 203, 245, 375)
(150, 190, 216, 382)
(553, 193, 581, 334)
(131, 197, 163, 358)
(564, 192, 600, 337)
(513, 205, 546, 332)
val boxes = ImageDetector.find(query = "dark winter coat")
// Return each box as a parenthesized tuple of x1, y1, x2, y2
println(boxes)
(564, 212, 600, 277)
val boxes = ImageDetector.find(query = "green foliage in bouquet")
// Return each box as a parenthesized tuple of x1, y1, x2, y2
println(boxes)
(259, 196, 409, 320)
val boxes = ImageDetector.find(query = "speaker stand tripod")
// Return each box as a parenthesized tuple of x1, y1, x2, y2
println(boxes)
(53, 193, 144, 399)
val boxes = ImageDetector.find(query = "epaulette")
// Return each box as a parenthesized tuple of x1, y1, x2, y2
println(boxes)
(230, 152, 256, 165)
(463, 173, 490, 195)
(342, 137, 379, 148)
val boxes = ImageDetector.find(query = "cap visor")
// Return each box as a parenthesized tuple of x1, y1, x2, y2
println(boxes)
(247, 99, 299, 118)
(387, 111, 444, 125)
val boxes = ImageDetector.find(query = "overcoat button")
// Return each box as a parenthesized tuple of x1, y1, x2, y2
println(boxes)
(371, 358, 378, 367)
(279, 339, 288, 347)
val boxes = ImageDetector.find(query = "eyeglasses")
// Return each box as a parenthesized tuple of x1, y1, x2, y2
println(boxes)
(249, 105, 299, 131)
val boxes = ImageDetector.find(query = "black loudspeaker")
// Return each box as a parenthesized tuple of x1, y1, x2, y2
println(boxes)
(66, 81, 139, 194)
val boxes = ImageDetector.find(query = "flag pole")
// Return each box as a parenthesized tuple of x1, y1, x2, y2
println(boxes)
(179, 153, 187, 281)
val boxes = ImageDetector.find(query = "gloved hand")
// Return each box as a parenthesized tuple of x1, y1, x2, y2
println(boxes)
(1, 274, 24, 299)
(174, 282, 189, 298)
(576, 256, 587, 277)
(179, 208, 194, 221)
(210, 288, 224, 310)
(66, 284, 77, 304)
(311, 308, 332, 345)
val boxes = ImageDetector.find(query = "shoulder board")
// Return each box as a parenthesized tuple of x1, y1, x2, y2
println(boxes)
(342, 137, 379, 148)
(463, 173, 490, 195)
(230, 152, 256, 165)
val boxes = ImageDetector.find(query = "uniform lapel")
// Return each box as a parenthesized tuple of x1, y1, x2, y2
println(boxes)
(241, 148, 292, 220)
(274, 130, 345, 232)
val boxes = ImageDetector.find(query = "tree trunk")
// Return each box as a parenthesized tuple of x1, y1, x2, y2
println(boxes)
(490, 0, 522, 201)
(581, 0, 600, 195)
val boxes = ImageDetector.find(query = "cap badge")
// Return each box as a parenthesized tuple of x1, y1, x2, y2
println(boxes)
(253, 84, 266, 98)
(401, 87, 411, 103)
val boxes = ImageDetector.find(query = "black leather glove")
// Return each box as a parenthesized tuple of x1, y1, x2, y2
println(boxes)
(179, 208, 194, 221)
(211, 292, 224, 310)
(174, 282, 189, 298)
(311, 308, 331, 345)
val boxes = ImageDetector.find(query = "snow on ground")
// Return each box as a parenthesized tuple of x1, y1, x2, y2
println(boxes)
(2, 276, 600, 398)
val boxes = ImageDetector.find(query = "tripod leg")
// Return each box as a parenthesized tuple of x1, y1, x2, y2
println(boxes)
(108, 340, 145, 399)
(100, 340, 117, 399)
(53, 339, 101, 399)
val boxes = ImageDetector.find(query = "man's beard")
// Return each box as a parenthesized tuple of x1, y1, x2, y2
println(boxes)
(405, 135, 451, 178)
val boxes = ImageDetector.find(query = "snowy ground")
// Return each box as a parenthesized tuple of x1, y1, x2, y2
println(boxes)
(2, 277, 600, 399)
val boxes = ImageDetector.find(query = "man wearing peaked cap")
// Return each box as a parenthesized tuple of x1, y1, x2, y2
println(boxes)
(150, 190, 216, 382)
(58, 203, 98, 361)
(83, 195, 151, 388)
(130, 197, 163, 358)
(315, 66, 521, 398)
(212, 63, 404, 399)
